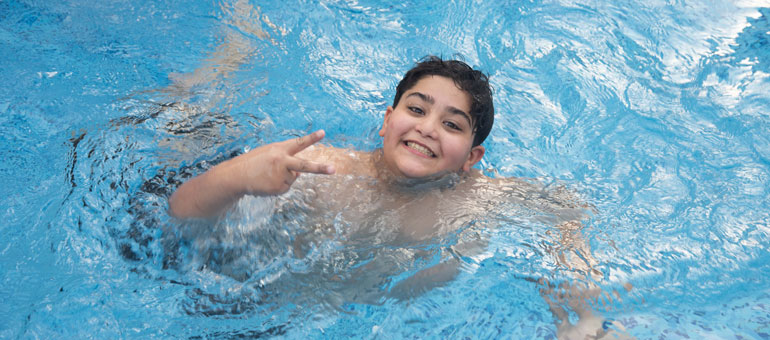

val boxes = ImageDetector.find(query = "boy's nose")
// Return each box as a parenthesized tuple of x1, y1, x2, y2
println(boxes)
(415, 118, 439, 139)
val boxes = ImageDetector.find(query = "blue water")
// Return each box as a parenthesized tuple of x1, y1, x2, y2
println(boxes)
(2, 0, 770, 338)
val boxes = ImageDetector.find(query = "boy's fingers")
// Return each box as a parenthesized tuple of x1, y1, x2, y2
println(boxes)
(286, 157, 335, 175)
(287, 130, 325, 155)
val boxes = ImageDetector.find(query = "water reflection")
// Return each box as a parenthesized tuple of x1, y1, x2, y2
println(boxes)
(61, 0, 770, 338)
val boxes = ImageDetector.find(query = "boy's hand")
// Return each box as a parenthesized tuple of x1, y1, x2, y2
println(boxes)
(228, 130, 336, 197)
(168, 130, 335, 219)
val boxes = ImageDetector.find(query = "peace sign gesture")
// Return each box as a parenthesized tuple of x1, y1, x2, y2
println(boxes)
(169, 130, 335, 219)
(236, 130, 335, 196)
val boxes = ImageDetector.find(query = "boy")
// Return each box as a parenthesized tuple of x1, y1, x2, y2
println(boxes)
(168, 56, 629, 339)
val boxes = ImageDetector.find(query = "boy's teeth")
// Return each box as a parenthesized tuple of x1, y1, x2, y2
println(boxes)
(406, 142, 434, 157)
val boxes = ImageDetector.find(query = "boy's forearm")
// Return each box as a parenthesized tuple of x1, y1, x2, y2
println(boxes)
(168, 161, 243, 219)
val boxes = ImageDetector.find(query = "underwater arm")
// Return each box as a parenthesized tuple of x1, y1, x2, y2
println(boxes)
(389, 235, 488, 300)
(168, 130, 335, 219)
(389, 259, 461, 299)
(486, 177, 632, 338)
(543, 219, 633, 339)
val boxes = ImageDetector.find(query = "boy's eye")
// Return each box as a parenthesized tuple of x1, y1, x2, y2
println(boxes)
(408, 106, 424, 115)
(444, 121, 461, 131)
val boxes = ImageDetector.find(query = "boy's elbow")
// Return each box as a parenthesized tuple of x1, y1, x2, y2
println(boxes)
(168, 191, 194, 219)
(167, 194, 183, 219)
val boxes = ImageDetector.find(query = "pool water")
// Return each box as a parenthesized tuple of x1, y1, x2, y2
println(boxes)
(2, 0, 770, 338)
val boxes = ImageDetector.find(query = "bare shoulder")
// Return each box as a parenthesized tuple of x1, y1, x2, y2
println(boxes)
(468, 173, 592, 213)
(459, 170, 537, 191)
(467, 170, 523, 184)
(297, 144, 375, 176)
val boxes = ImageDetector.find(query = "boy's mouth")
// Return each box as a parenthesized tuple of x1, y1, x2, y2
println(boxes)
(404, 141, 435, 158)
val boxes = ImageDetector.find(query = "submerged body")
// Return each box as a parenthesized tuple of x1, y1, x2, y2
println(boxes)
(171, 144, 587, 303)
(172, 141, 599, 308)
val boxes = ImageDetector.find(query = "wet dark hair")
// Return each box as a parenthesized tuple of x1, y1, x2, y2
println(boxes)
(393, 56, 494, 147)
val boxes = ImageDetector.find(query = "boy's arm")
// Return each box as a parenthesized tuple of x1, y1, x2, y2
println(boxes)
(481, 176, 632, 338)
(389, 259, 460, 299)
(168, 130, 335, 219)
(545, 221, 634, 339)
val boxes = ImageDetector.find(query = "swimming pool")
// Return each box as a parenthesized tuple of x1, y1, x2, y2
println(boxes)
(2, 0, 769, 338)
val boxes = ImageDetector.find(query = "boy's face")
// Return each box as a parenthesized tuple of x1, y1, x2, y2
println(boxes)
(379, 75, 485, 179)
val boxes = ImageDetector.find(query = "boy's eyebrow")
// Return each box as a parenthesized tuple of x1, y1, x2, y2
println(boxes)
(406, 92, 473, 126)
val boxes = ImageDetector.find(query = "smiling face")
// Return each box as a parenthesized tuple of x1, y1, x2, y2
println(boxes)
(378, 75, 485, 179)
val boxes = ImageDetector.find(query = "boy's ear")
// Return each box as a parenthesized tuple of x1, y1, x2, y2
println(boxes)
(462, 145, 485, 172)
(379, 106, 394, 137)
